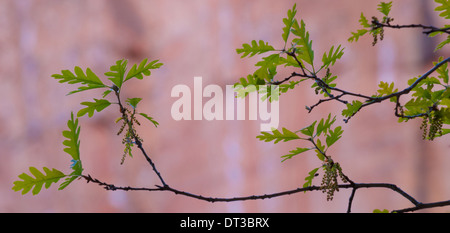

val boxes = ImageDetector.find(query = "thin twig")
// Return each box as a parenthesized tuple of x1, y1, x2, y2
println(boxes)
(373, 22, 450, 35)
(114, 88, 168, 187)
(83, 174, 448, 213)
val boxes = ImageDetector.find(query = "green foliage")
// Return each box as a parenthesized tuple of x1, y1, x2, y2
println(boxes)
(311, 70, 338, 97)
(13, 113, 83, 195)
(342, 100, 362, 118)
(376, 81, 398, 102)
(348, 29, 369, 43)
(350, 0, 450, 50)
(124, 58, 163, 83)
(254, 54, 282, 82)
(326, 126, 343, 147)
(126, 97, 142, 109)
(105, 58, 163, 89)
(257, 114, 343, 173)
(435, 56, 449, 84)
(435, 0, 450, 19)
(105, 59, 128, 89)
(299, 120, 317, 137)
(256, 127, 301, 144)
(397, 56, 450, 140)
(236, 40, 275, 58)
(303, 167, 320, 190)
(138, 113, 160, 128)
(377, 1, 393, 16)
(281, 147, 312, 162)
(291, 19, 315, 68)
(321, 45, 344, 70)
(373, 209, 390, 213)
(435, 35, 450, 51)
(316, 114, 337, 137)
(77, 98, 111, 117)
(12, 167, 66, 195)
(60, 112, 83, 190)
(52, 66, 108, 95)
(234, 3, 346, 103)
(347, 12, 373, 43)
(282, 4, 298, 46)
(14, 58, 162, 195)
(348, 2, 394, 46)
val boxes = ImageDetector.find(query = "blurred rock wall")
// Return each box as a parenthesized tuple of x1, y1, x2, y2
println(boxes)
(1, 0, 449, 212)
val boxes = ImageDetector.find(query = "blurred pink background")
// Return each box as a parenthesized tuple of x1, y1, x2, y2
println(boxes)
(1, 0, 449, 212)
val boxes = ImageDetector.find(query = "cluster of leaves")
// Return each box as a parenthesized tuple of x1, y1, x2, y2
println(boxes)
(13, 58, 162, 195)
(431, 0, 450, 50)
(347, 1, 450, 140)
(401, 56, 450, 140)
(348, 1, 394, 46)
(256, 114, 346, 199)
(234, 3, 344, 101)
(349, 1, 450, 51)
(234, 3, 351, 201)
(12, 113, 82, 195)
(54, 58, 162, 160)
(237, 0, 450, 203)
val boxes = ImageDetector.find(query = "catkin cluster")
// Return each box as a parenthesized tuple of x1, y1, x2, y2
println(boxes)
(320, 162, 348, 201)
(371, 16, 393, 46)
(420, 113, 443, 141)
(117, 107, 143, 164)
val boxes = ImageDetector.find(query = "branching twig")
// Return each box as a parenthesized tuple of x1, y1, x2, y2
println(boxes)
(87, 16, 450, 213)
(373, 21, 450, 35)
(114, 88, 168, 187)
(82, 174, 448, 213)
(272, 56, 450, 122)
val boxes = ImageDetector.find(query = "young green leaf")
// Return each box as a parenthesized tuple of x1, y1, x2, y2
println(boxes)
(303, 167, 320, 190)
(124, 59, 163, 83)
(404, 98, 431, 114)
(52, 66, 107, 95)
(326, 126, 343, 147)
(59, 112, 83, 190)
(314, 139, 326, 161)
(12, 167, 66, 195)
(377, 81, 399, 102)
(278, 80, 304, 94)
(281, 147, 312, 162)
(377, 1, 393, 16)
(291, 19, 315, 67)
(282, 4, 298, 45)
(435, 0, 450, 19)
(435, 56, 449, 84)
(77, 98, 111, 117)
(126, 98, 142, 109)
(435, 35, 450, 51)
(257, 127, 300, 144)
(316, 114, 336, 137)
(62, 112, 81, 162)
(105, 59, 128, 89)
(321, 45, 344, 70)
(236, 40, 275, 58)
(373, 209, 390, 213)
(359, 12, 371, 28)
(254, 54, 282, 82)
(299, 120, 317, 137)
(138, 113, 159, 127)
(348, 29, 369, 43)
(377, 81, 396, 96)
(342, 100, 363, 118)
(258, 84, 280, 102)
